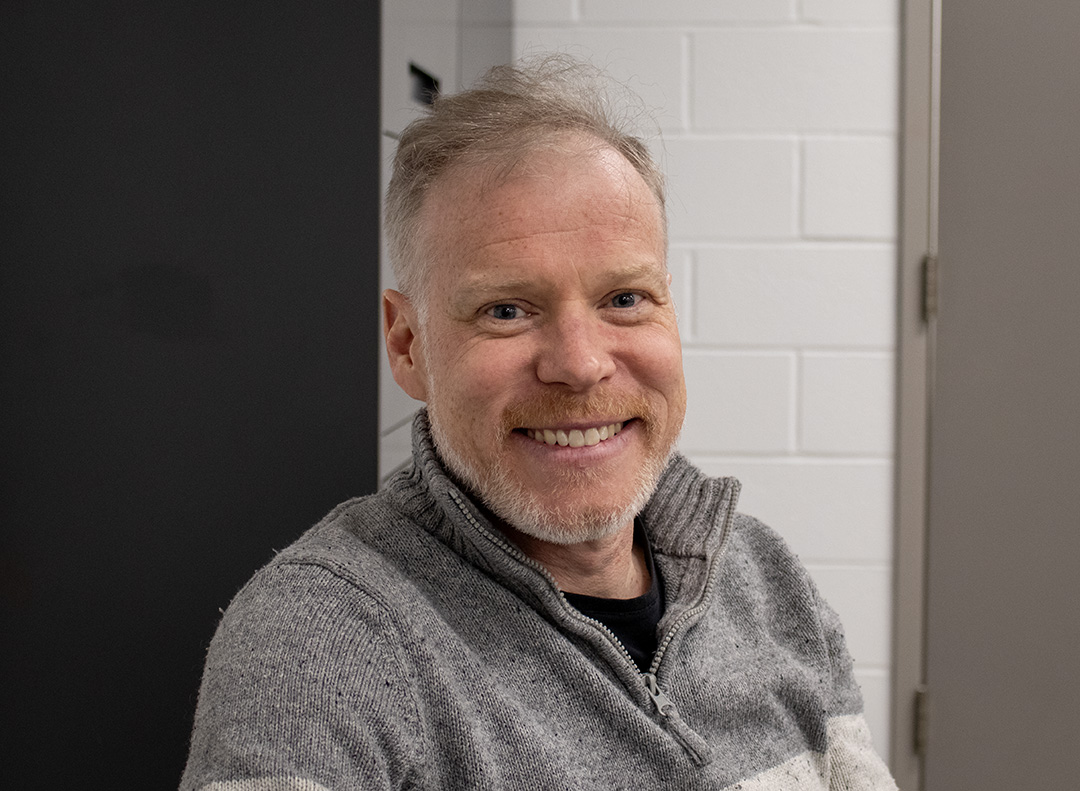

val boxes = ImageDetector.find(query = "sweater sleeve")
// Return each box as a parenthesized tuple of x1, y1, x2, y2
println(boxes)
(179, 562, 424, 791)
(812, 582, 898, 790)
(735, 515, 897, 789)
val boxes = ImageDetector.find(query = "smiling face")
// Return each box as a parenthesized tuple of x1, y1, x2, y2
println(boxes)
(385, 135, 686, 545)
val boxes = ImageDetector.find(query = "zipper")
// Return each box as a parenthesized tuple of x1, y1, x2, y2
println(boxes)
(641, 496, 736, 712)
(647, 508, 734, 676)
(447, 489, 645, 673)
(447, 486, 736, 721)
(643, 671, 673, 715)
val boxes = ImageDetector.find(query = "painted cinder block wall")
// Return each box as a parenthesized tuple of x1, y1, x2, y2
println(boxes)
(513, 0, 900, 758)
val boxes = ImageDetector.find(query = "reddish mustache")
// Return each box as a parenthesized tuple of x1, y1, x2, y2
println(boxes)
(501, 392, 654, 431)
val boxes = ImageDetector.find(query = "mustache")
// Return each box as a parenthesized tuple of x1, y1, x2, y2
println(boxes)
(500, 391, 655, 431)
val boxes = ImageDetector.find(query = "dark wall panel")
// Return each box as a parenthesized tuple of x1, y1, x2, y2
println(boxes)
(0, 3, 380, 787)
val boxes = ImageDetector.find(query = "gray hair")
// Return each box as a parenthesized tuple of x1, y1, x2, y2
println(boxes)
(384, 56, 666, 305)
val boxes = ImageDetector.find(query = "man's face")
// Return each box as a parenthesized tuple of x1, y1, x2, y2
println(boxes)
(391, 136, 686, 545)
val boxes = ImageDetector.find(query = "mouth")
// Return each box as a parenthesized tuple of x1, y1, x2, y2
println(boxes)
(519, 421, 626, 448)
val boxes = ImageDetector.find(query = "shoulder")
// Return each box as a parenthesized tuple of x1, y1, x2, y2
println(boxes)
(721, 511, 843, 627)
(713, 512, 848, 663)
(720, 511, 862, 710)
(185, 574, 425, 791)
(206, 547, 417, 702)
(715, 512, 819, 609)
(185, 497, 430, 787)
(727, 511, 809, 579)
(202, 489, 438, 692)
(255, 487, 437, 601)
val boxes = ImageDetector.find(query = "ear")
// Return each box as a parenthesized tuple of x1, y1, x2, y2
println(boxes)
(383, 289, 429, 401)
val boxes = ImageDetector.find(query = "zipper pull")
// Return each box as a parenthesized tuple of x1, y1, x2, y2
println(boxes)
(643, 672, 674, 716)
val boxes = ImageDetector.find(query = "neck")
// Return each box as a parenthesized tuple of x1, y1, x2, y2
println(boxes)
(504, 519, 650, 599)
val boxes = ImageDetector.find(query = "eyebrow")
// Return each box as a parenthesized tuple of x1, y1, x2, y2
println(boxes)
(455, 261, 667, 301)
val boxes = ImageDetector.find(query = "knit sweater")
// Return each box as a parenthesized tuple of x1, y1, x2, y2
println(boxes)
(180, 412, 897, 790)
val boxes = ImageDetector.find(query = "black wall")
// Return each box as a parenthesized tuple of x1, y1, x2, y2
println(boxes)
(1, 3, 381, 787)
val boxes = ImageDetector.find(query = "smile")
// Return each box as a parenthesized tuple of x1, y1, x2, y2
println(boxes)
(523, 422, 625, 448)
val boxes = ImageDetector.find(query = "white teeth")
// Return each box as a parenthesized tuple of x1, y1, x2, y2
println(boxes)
(528, 422, 624, 447)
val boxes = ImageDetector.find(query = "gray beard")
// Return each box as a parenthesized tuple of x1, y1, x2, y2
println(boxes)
(427, 405, 674, 546)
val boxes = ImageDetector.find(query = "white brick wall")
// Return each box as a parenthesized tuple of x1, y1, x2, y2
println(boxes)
(515, 0, 899, 760)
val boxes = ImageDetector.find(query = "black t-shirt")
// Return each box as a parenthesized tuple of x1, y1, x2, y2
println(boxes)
(563, 521, 665, 673)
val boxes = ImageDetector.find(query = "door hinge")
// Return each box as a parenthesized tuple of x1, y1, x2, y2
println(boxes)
(921, 254, 939, 323)
(914, 685, 930, 754)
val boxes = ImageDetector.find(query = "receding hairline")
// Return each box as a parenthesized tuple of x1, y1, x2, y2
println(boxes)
(385, 56, 668, 311)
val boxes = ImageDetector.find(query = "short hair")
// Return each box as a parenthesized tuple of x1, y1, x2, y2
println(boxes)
(385, 56, 666, 305)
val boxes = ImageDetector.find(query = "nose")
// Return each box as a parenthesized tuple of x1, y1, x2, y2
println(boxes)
(534, 309, 617, 391)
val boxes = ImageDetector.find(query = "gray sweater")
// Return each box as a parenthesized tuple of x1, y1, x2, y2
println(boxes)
(181, 412, 896, 790)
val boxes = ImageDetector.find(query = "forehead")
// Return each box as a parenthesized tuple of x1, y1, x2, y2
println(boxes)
(417, 138, 666, 286)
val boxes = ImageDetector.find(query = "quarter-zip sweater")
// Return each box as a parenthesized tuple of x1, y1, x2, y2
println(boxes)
(181, 412, 897, 790)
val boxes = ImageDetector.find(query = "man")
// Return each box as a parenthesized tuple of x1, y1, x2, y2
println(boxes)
(181, 60, 897, 790)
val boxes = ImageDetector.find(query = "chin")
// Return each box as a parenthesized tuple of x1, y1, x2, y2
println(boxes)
(433, 425, 673, 547)
(495, 498, 641, 546)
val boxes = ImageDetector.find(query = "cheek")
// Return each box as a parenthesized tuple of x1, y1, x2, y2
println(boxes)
(430, 340, 526, 419)
(631, 331, 685, 396)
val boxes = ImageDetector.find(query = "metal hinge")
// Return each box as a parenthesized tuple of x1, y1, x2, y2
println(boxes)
(914, 685, 930, 754)
(922, 254, 939, 323)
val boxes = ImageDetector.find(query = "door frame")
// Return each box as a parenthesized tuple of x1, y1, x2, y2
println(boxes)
(892, 0, 939, 788)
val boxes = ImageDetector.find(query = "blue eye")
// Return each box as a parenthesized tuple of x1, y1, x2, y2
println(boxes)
(611, 292, 640, 308)
(488, 304, 522, 320)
